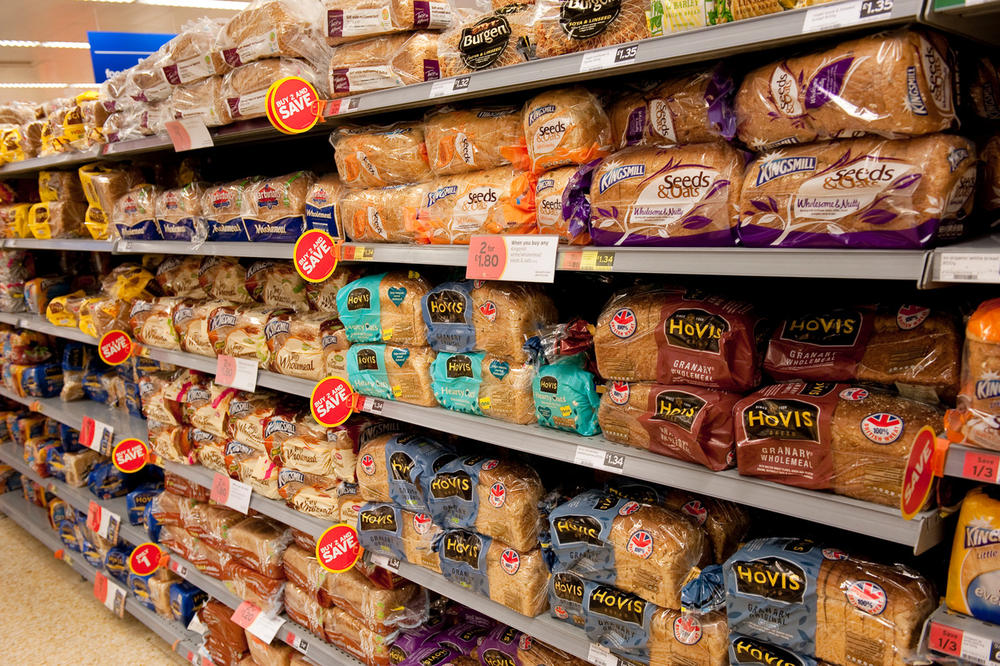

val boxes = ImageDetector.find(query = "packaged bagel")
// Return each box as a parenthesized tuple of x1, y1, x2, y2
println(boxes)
(336, 271, 430, 345)
(524, 87, 613, 173)
(340, 183, 429, 243)
(424, 106, 528, 176)
(438, 3, 532, 77)
(346, 343, 437, 407)
(329, 32, 441, 98)
(332, 123, 431, 188)
(947, 298, 1000, 450)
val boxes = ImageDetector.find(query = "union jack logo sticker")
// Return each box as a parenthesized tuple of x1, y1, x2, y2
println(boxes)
(896, 305, 929, 330)
(481, 459, 499, 471)
(839, 387, 869, 401)
(610, 308, 637, 338)
(861, 412, 903, 444)
(360, 454, 376, 476)
(500, 548, 520, 574)
(673, 615, 703, 645)
(479, 300, 497, 322)
(619, 501, 640, 516)
(554, 606, 568, 619)
(845, 580, 887, 615)
(822, 548, 848, 561)
(489, 482, 506, 508)
(412, 513, 432, 534)
(627, 529, 653, 559)
(609, 381, 630, 405)
(682, 500, 707, 526)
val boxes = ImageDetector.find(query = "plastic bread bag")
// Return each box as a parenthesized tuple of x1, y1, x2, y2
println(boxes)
(0, 204, 30, 239)
(28, 201, 87, 239)
(739, 133, 976, 249)
(422, 280, 476, 353)
(524, 87, 613, 174)
(478, 627, 592, 666)
(347, 343, 437, 406)
(735, 381, 941, 508)
(219, 58, 322, 124)
(337, 271, 430, 344)
(128, 296, 183, 350)
(531, 0, 651, 59)
(217, 0, 329, 70)
(284, 581, 327, 636)
(328, 32, 441, 99)
(171, 299, 223, 356)
(340, 182, 429, 243)
(245, 633, 295, 666)
(355, 432, 453, 509)
(201, 180, 252, 242)
(357, 502, 442, 572)
(536, 165, 590, 244)
(155, 256, 206, 298)
(324, 607, 396, 666)
(325, 570, 428, 634)
(137, 102, 169, 137)
(201, 256, 253, 303)
(241, 171, 315, 243)
(946, 488, 1000, 623)
(331, 122, 431, 189)
(24, 276, 72, 315)
(169, 76, 228, 127)
(967, 55, 1000, 121)
(305, 265, 363, 315)
(947, 298, 1000, 450)
(227, 390, 284, 451)
(305, 173, 347, 240)
(224, 558, 286, 616)
(424, 106, 527, 177)
(324, 0, 452, 45)
(736, 29, 956, 150)
(148, 421, 191, 463)
(532, 353, 601, 436)
(112, 184, 162, 241)
(723, 537, 934, 666)
(79, 164, 142, 217)
(415, 167, 537, 244)
(227, 446, 283, 500)
(981, 135, 1000, 216)
(469, 281, 557, 364)
(431, 351, 488, 415)
(38, 170, 85, 202)
(162, 17, 230, 85)
(424, 454, 544, 551)
(129, 47, 172, 103)
(215, 305, 289, 366)
(223, 515, 291, 578)
(266, 310, 347, 380)
(549, 488, 708, 608)
(155, 183, 207, 243)
(438, 3, 533, 78)
(245, 260, 309, 312)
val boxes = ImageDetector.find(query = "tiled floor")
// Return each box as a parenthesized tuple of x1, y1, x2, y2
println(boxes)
(0, 512, 185, 665)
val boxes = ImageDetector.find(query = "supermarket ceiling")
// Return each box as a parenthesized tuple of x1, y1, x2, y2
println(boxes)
(0, 0, 241, 102)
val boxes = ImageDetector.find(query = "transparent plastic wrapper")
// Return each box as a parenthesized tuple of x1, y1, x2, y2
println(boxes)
(357, 502, 442, 572)
(228, 448, 283, 500)
(430, 351, 536, 424)
(947, 299, 1000, 450)
(185, 380, 235, 435)
(724, 537, 935, 666)
(226, 555, 287, 614)
(200, 257, 253, 303)
(202, 180, 253, 242)
(38, 170, 86, 202)
(438, 3, 532, 78)
(129, 48, 172, 103)
(246, 632, 295, 666)
(266, 310, 348, 379)
(536, 165, 590, 244)
(424, 106, 526, 178)
(736, 29, 956, 150)
(162, 17, 230, 84)
(739, 134, 976, 249)
(336, 271, 430, 345)
(532, 353, 601, 435)
(766, 304, 961, 403)
(218, 0, 330, 70)
(79, 164, 141, 220)
(356, 433, 452, 509)
(241, 171, 315, 242)
(415, 167, 536, 244)
(148, 420, 190, 463)
(968, 56, 1000, 120)
(269, 415, 401, 482)
(137, 102, 169, 137)
(341, 183, 428, 243)
(735, 381, 941, 508)
(469, 281, 556, 363)
(305, 265, 362, 315)
(47, 292, 89, 329)
(326, 606, 397, 665)
(27, 201, 87, 239)
(24, 276, 72, 315)
(524, 87, 613, 174)
(129, 296, 183, 350)
(589, 142, 744, 246)
(284, 581, 326, 635)
(332, 123, 431, 188)
(156, 256, 207, 299)
(347, 343, 437, 406)
(324, 0, 452, 45)
(549, 488, 707, 608)
(305, 174, 346, 239)
(246, 260, 310, 312)
(169, 76, 227, 127)
(947, 488, 1000, 622)
(531, 0, 652, 59)
(155, 183, 207, 243)
(212, 304, 288, 365)
(224, 515, 291, 578)
(227, 390, 283, 451)
(112, 184, 162, 241)
(219, 58, 321, 124)
(598, 381, 739, 471)
(328, 32, 441, 98)
(172, 299, 226, 357)
(594, 286, 762, 391)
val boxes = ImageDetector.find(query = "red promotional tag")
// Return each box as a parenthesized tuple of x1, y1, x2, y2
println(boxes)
(93, 570, 108, 602)
(129, 542, 162, 576)
(294, 229, 339, 282)
(315, 523, 361, 572)
(466, 236, 507, 280)
(99, 330, 132, 365)
(310, 376, 355, 427)
(901, 426, 937, 520)
(266, 76, 320, 134)
(927, 622, 963, 657)
(962, 450, 1000, 483)
(112, 438, 149, 473)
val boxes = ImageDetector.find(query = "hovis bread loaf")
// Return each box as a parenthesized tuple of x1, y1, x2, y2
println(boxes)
(589, 142, 744, 246)
(245, 260, 309, 312)
(766, 304, 961, 402)
(416, 167, 536, 244)
(438, 3, 532, 77)
(241, 171, 314, 242)
(532, 0, 651, 59)
(947, 299, 1000, 450)
(524, 87, 612, 173)
(535, 165, 591, 244)
(218, 0, 328, 70)
(355, 433, 453, 510)
(548, 489, 707, 608)
(533, 353, 603, 435)
(201, 180, 252, 242)
(329, 32, 441, 98)
(305, 174, 346, 239)
(346, 343, 437, 406)
(946, 488, 1000, 622)
(337, 271, 430, 345)
(735, 381, 940, 508)
(332, 123, 430, 188)
(340, 183, 428, 243)
(609, 66, 737, 149)
(422, 280, 476, 353)
(738, 134, 977, 248)
(356, 502, 442, 572)
(424, 106, 528, 176)
(469, 281, 557, 363)
(598, 381, 739, 470)
(725, 537, 935, 666)
(429, 350, 536, 423)
(736, 29, 956, 150)
(594, 287, 762, 391)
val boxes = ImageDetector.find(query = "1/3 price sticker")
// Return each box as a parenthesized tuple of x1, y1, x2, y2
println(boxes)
(128, 542, 162, 576)
(466, 235, 559, 283)
(316, 523, 361, 572)
(231, 601, 285, 643)
(963, 450, 1000, 483)
(294, 229, 339, 282)
(211, 473, 253, 514)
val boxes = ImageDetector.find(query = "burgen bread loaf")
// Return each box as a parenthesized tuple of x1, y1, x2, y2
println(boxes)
(598, 381, 739, 471)
(735, 381, 941, 508)
(589, 142, 744, 246)
(305, 174, 346, 240)
(532, 0, 651, 59)
(946, 299, 1000, 450)
(535, 165, 590, 244)
(347, 343, 437, 406)
(356, 433, 454, 509)
(331, 123, 431, 188)
(594, 287, 762, 391)
(329, 32, 441, 98)
(424, 106, 528, 176)
(340, 183, 428, 243)
(524, 87, 612, 173)
(266, 310, 348, 380)
(245, 260, 309, 313)
(736, 29, 956, 150)
(202, 180, 252, 242)
(469, 281, 557, 364)
(242, 171, 315, 242)
(438, 4, 532, 77)
(337, 271, 430, 345)
(323, 0, 438, 45)
(738, 134, 977, 249)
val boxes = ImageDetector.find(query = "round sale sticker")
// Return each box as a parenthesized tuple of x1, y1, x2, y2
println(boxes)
(112, 438, 149, 473)
(266, 76, 320, 134)
(315, 523, 360, 573)
(128, 542, 162, 576)
(99, 330, 132, 365)
(901, 426, 938, 520)
(293, 229, 339, 282)
(311, 376, 355, 427)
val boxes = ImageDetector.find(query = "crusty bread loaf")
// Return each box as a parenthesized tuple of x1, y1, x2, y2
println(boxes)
(532, 0, 651, 59)
(736, 29, 956, 150)
(469, 281, 557, 363)
(340, 183, 428, 243)
(439, 4, 532, 77)
(524, 87, 612, 173)
(424, 106, 528, 176)
(332, 122, 431, 188)
(329, 32, 440, 98)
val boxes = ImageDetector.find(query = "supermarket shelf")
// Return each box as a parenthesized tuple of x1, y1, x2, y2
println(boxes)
(117, 239, 300, 259)
(0, 386, 148, 446)
(0, 146, 103, 177)
(0, 311, 96, 343)
(942, 443, 1000, 485)
(0, 490, 204, 662)
(927, 234, 1000, 286)
(4, 238, 116, 252)
(919, 603, 1000, 664)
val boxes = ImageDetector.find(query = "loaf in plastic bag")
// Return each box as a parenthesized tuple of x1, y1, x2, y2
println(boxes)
(340, 183, 428, 243)
(347, 343, 437, 406)
(416, 167, 536, 243)
(129, 297, 183, 350)
(172, 299, 225, 356)
(533, 353, 601, 436)
(947, 488, 1000, 622)
(162, 17, 230, 83)
(169, 76, 227, 126)
(28, 201, 87, 239)
(536, 165, 590, 244)
(113, 185, 161, 241)
(947, 298, 1000, 450)
(329, 32, 441, 98)
(305, 174, 346, 239)
(217, 0, 329, 70)
(524, 87, 613, 174)
(242, 171, 315, 242)
(438, 3, 531, 77)
(324, 0, 452, 45)
(246, 260, 309, 312)
(200, 256, 252, 303)
(336, 272, 430, 345)
(356, 433, 452, 509)
(266, 310, 348, 379)
(156, 183, 206, 242)
(219, 58, 321, 124)
(331, 123, 431, 188)
(39, 170, 85, 202)
(357, 502, 442, 572)
(201, 180, 252, 242)
(470, 281, 557, 363)
(424, 105, 528, 176)
(156, 256, 207, 299)
(531, 0, 651, 59)
(430, 351, 536, 424)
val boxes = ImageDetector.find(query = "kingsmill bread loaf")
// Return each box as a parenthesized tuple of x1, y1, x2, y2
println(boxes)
(424, 106, 528, 176)
(524, 87, 613, 173)
(265, 310, 347, 380)
(946, 299, 1000, 450)
(535, 165, 591, 244)
(340, 183, 428, 243)
(245, 260, 309, 313)
(946, 488, 1000, 623)
(332, 123, 431, 188)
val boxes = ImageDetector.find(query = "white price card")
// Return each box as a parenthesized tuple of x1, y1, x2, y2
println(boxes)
(168, 556, 189, 577)
(360, 396, 385, 414)
(87, 501, 121, 542)
(938, 253, 1000, 283)
(283, 630, 310, 652)
(586, 644, 620, 666)
(93, 571, 127, 618)
(574, 446, 627, 473)
(216, 354, 258, 392)
(579, 44, 638, 73)
(210, 473, 253, 514)
(368, 551, 402, 572)
(466, 235, 559, 283)
(80, 416, 113, 456)
(231, 601, 285, 643)
(187, 613, 207, 634)
(164, 119, 214, 152)
(429, 75, 471, 99)
(802, 0, 891, 31)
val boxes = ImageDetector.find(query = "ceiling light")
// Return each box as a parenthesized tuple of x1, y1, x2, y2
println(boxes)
(0, 82, 98, 89)
(0, 40, 91, 49)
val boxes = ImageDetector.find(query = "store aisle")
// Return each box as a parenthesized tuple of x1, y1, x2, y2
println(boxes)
(0, 512, 184, 665)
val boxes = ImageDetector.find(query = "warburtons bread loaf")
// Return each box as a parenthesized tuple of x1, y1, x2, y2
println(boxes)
(266, 310, 348, 380)
(424, 106, 528, 177)
(347, 343, 437, 406)
(112, 185, 161, 240)
(469, 281, 557, 363)
(438, 4, 532, 77)
(332, 123, 431, 188)
(594, 287, 762, 391)
(155, 183, 205, 242)
(735, 381, 941, 508)
(598, 381, 739, 470)
(725, 537, 935, 666)
(340, 183, 429, 243)
(524, 87, 612, 173)
(305, 174, 346, 240)
(735, 29, 956, 150)
(242, 171, 315, 242)
(356, 433, 454, 510)
(329, 32, 441, 98)
(738, 134, 977, 248)
(337, 271, 430, 345)
(946, 488, 1000, 622)
(589, 142, 744, 246)
(531, 0, 651, 59)
(946, 299, 1000, 450)
(549, 489, 707, 608)
(202, 180, 253, 242)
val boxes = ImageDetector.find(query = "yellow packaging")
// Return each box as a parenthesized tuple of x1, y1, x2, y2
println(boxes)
(947, 487, 1000, 623)
(27, 203, 52, 240)
(77, 297, 104, 339)
(0, 204, 30, 238)
(84, 205, 109, 240)
(46, 291, 86, 328)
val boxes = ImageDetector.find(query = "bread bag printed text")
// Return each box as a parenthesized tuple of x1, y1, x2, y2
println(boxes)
(424, 105, 528, 176)
(332, 123, 431, 188)
(241, 171, 315, 242)
(337, 272, 430, 345)
(947, 298, 1000, 449)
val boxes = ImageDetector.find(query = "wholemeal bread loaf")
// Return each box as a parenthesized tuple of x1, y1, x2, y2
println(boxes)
(332, 123, 431, 188)
(129, 297, 183, 350)
(469, 281, 557, 363)
(439, 4, 532, 77)
(112, 185, 161, 240)
(218, 0, 328, 69)
(532, 0, 651, 59)
(425, 106, 528, 176)
(201, 180, 253, 242)
(323, 0, 402, 45)
(356, 433, 453, 509)
(169, 76, 226, 127)
(589, 142, 744, 246)
(305, 266, 360, 316)
(242, 171, 314, 242)
(337, 271, 430, 345)
(265, 310, 347, 380)
(347, 343, 437, 406)
(738, 134, 977, 248)
(329, 32, 440, 98)
(416, 167, 537, 243)
(946, 299, 1000, 450)
(155, 183, 205, 242)
(305, 173, 346, 239)
(736, 29, 956, 150)
(340, 183, 429, 243)
(218, 58, 320, 123)
(524, 87, 613, 173)
(173, 300, 225, 356)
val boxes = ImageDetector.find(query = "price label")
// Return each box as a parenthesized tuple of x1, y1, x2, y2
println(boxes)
(129, 542, 162, 576)
(574, 446, 626, 473)
(310, 376, 355, 427)
(586, 643, 621, 666)
(112, 438, 149, 473)
(858, 0, 893, 17)
(99, 330, 132, 365)
(963, 450, 1000, 483)
(164, 118, 214, 152)
(466, 235, 559, 283)
(284, 631, 309, 651)
(580, 44, 639, 72)
(93, 571, 126, 617)
(315, 523, 361, 572)
(367, 551, 401, 572)
(580, 250, 615, 272)
(342, 245, 375, 261)
(188, 614, 207, 634)
(938, 253, 1000, 283)
(210, 473, 253, 514)
(927, 620, 1000, 664)
(87, 501, 121, 542)
(324, 97, 361, 115)
(80, 416, 114, 455)
(802, 0, 889, 31)
(429, 75, 471, 98)
(231, 601, 285, 643)
(266, 76, 320, 134)
(215, 354, 258, 392)
(294, 230, 339, 282)
(169, 557, 189, 577)
(361, 396, 385, 414)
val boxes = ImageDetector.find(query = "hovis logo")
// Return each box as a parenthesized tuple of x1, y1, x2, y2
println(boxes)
(419, 648, 454, 666)
(446, 354, 474, 379)
(653, 390, 706, 431)
(742, 399, 819, 441)
(427, 289, 467, 323)
(552, 572, 585, 603)
(359, 505, 399, 532)
(731, 636, 804, 666)
(664, 309, 728, 352)
(346, 287, 371, 311)
(779, 309, 863, 346)
(588, 585, 646, 625)
(481, 649, 516, 666)
(552, 515, 604, 545)
(429, 471, 473, 500)
(731, 557, 807, 603)
(356, 348, 379, 371)
(389, 452, 416, 480)
(442, 531, 483, 567)
(539, 375, 559, 394)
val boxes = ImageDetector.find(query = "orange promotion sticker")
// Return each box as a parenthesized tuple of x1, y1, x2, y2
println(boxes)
(128, 542, 162, 576)
(315, 523, 361, 572)
(266, 77, 321, 134)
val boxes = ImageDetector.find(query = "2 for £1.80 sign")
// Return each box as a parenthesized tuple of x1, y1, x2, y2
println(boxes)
(266, 77, 320, 134)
